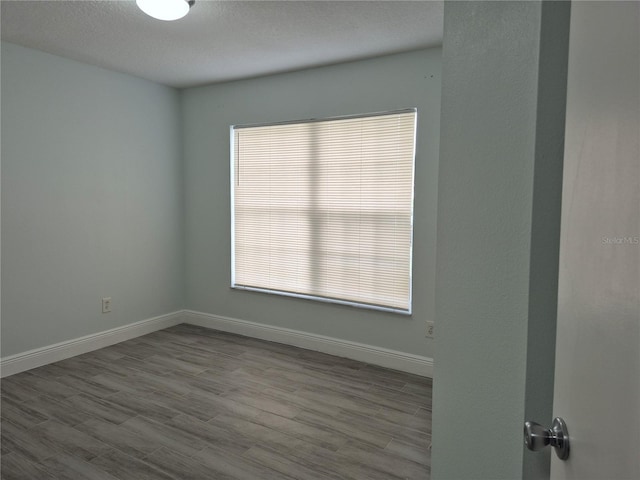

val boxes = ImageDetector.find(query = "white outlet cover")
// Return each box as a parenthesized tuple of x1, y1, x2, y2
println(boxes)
(426, 321, 434, 338)
(102, 297, 112, 313)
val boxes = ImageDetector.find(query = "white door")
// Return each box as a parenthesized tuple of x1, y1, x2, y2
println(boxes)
(550, 2, 639, 479)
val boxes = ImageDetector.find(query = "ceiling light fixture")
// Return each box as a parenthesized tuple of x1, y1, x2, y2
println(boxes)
(136, 0, 195, 21)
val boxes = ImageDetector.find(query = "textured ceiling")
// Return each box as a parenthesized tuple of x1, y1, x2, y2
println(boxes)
(0, 0, 444, 88)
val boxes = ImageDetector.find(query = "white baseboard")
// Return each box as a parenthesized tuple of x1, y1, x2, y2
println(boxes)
(1, 309, 433, 379)
(183, 310, 433, 378)
(0, 311, 184, 378)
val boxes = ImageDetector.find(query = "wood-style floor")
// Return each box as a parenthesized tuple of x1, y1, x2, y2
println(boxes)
(0, 324, 432, 480)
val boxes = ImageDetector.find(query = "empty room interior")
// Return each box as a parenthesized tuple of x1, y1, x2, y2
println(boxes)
(2, 1, 639, 480)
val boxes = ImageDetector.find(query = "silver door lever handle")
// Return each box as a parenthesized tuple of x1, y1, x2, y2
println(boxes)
(524, 417, 570, 460)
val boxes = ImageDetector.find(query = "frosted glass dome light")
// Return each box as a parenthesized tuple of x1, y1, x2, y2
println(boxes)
(136, 0, 194, 21)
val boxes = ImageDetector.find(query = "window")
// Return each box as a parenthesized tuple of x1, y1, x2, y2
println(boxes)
(231, 109, 416, 313)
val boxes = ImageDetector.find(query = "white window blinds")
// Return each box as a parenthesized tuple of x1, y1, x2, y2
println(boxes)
(231, 109, 416, 313)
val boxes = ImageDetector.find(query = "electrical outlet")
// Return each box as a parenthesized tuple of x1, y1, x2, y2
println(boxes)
(426, 321, 434, 338)
(102, 297, 112, 313)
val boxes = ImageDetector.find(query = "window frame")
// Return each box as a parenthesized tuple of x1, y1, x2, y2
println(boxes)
(230, 108, 417, 315)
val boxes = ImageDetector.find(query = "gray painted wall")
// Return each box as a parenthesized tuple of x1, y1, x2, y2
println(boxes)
(431, 2, 569, 479)
(182, 49, 441, 357)
(1, 42, 184, 357)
